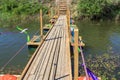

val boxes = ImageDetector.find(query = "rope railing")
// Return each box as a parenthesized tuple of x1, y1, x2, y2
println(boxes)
(0, 44, 27, 72)
(0, 27, 40, 72)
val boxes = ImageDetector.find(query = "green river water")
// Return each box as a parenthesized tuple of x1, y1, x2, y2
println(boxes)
(77, 21, 120, 55)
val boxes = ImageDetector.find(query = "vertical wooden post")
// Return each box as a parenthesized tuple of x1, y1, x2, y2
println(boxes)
(58, 4, 59, 16)
(74, 29, 79, 80)
(51, 8, 53, 18)
(40, 9, 43, 39)
(67, 7, 71, 41)
(68, 8, 71, 39)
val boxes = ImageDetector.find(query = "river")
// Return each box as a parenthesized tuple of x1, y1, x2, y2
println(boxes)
(77, 20, 120, 79)
(77, 21, 120, 55)
(0, 19, 40, 74)
(0, 19, 120, 79)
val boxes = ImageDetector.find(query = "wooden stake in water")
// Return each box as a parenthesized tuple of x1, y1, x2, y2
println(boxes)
(40, 9, 43, 39)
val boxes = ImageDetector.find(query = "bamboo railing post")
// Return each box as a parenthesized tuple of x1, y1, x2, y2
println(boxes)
(66, 7, 71, 40)
(74, 28, 79, 80)
(68, 9, 71, 39)
(40, 9, 43, 40)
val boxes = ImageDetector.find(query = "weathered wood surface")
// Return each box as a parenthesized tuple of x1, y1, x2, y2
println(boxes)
(20, 15, 72, 80)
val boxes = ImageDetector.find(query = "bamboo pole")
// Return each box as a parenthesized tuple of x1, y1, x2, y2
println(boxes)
(74, 29, 79, 80)
(68, 8, 71, 39)
(40, 9, 43, 39)
(66, 7, 71, 40)
(79, 44, 89, 80)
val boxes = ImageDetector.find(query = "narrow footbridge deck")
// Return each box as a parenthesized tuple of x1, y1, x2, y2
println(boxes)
(20, 15, 72, 80)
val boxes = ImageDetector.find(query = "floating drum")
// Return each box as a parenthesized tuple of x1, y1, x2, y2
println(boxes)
(0, 74, 17, 80)
(78, 77, 92, 80)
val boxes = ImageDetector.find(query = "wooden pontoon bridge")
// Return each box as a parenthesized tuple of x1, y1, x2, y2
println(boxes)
(19, 0, 82, 80)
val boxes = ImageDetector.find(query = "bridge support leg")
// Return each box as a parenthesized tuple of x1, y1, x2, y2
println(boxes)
(66, 8, 71, 39)
(74, 29, 79, 80)
(40, 9, 43, 39)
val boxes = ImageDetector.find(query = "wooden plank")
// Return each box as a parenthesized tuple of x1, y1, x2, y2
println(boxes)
(54, 27, 64, 80)
(54, 17, 66, 80)
(62, 27, 69, 80)
(62, 16, 72, 80)
(40, 9, 43, 39)
(32, 16, 63, 80)
(31, 27, 59, 78)
(43, 27, 62, 80)
(24, 23, 58, 79)
(19, 17, 55, 80)
(53, 15, 72, 80)
(45, 16, 64, 80)
(49, 16, 64, 80)
(35, 27, 60, 80)
(27, 29, 57, 79)
(23, 27, 57, 80)
(65, 15, 72, 80)
(27, 42, 41, 46)
(20, 15, 72, 80)
(23, 42, 46, 80)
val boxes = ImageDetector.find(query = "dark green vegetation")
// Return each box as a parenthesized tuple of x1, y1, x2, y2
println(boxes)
(0, 0, 48, 15)
(77, 0, 120, 20)
(0, 0, 49, 27)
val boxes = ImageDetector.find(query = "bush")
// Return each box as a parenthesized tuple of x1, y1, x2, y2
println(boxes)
(0, 0, 48, 15)
(77, 0, 119, 20)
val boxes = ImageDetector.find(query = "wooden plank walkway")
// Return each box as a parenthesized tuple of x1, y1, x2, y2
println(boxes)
(20, 15, 72, 80)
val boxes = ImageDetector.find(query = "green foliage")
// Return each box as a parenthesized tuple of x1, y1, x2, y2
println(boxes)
(0, 0, 49, 28)
(77, 0, 120, 20)
(0, 0, 48, 16)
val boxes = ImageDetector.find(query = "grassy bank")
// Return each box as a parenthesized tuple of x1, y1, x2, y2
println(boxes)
(77, 0, 120, 21)
(0, 0, 49, 27)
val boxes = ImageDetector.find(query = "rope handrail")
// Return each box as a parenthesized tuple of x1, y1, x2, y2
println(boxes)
(0, 44, 27, 71)
(0, 28, 40, 72)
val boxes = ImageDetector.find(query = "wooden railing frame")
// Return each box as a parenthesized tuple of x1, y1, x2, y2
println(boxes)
(66, 6, 79, 80)
(66, 7, 71, 39)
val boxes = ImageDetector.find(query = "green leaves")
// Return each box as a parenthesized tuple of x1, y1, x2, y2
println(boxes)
(77, 0, 119, 20)
(0, 0, 48, 15)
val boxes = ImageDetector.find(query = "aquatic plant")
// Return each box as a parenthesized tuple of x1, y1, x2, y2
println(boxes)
(79, 53, 120, 79)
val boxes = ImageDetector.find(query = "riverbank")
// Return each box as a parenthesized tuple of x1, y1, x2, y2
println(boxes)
(0, 0, 50, 28)
(71, 0, 120, 21)
(0, 14, 50, 28)
(76, 20, 120, 80)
